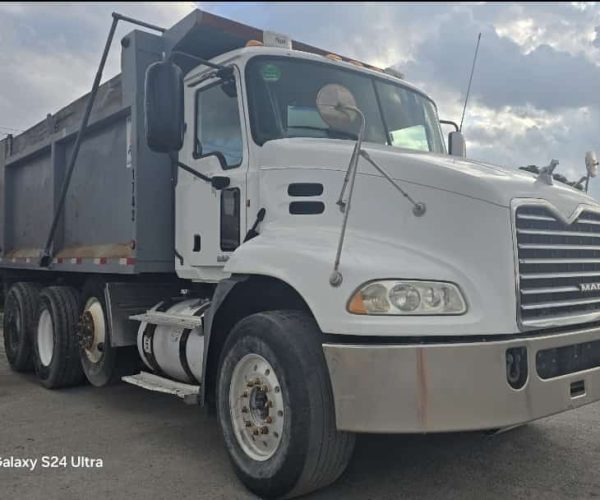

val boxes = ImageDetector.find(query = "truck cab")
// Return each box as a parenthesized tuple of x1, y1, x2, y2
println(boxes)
(173, 45, 450, 283)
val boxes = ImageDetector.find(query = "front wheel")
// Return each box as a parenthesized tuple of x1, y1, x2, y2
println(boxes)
(216, 310, 355, 499)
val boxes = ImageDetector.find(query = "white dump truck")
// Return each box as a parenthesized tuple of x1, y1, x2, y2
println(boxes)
(2, 9, 600, 498)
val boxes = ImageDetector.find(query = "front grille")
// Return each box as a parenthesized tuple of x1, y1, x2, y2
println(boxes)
(515, 203, 600, 327)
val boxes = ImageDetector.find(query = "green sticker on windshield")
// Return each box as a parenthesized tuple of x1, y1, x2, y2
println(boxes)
(261, 63, 281, 82)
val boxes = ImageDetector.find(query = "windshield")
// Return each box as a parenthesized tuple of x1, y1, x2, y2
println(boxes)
(246, 56, 445, 154)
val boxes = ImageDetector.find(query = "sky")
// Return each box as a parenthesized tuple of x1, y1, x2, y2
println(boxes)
(1, 2, 600, 196)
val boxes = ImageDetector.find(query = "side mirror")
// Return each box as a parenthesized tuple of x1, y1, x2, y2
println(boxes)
(145, 60, 184, 153)
(585, 151, 598, 178)
(316, 84, 360, 133)
(448, 131, 466, 157)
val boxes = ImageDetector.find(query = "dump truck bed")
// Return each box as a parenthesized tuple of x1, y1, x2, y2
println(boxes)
(0, 27, 173, 275)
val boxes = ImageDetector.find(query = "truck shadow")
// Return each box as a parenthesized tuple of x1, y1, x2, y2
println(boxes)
(315, 424, 586, 499)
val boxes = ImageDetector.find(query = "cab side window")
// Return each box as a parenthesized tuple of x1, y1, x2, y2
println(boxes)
(195, 81, 243, 168)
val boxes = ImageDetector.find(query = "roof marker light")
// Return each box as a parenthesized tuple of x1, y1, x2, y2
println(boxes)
(262, 31, 292, 49)
(325, 53, 343, 62)
(246, 39, 264, 47)
(383, 67, 405, 79)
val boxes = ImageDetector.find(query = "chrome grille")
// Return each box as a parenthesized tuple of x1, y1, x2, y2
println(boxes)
(515, 204, 600, 327)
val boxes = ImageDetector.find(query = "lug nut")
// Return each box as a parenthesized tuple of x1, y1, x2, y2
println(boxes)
(253, 429, 259, 436)
(266, 400, 273, 408)
(265, 416, 273, 424)
(245, 421, 252, 428)
(261, 385, 269, 392)
(242, 391, 248, 398)
(241, 407, 248, 413)
(260, 426, 269, 435)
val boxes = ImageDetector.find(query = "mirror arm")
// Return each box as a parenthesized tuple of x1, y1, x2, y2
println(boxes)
(176, 160, 212, 183)
(169, 51, 233, 79)
(586, 173, 591, 193)
(175, 160, 230, 190)
(440, 120, 459, 132)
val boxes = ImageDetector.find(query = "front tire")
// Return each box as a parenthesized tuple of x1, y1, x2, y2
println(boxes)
(216, 310, 355, 499)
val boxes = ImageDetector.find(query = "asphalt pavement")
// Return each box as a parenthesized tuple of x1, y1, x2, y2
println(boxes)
(1, 338, 599, 500)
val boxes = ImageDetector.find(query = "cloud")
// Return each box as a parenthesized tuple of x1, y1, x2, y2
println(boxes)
(0, 2, 196, 131)
(404, 13, 600, 112)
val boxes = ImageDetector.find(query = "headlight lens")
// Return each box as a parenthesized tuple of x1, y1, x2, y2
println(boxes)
(389, 284, 421, 312)
(348, 280, 467, 315)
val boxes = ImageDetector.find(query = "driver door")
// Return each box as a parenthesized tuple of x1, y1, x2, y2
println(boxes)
(176, 71, 248, 282)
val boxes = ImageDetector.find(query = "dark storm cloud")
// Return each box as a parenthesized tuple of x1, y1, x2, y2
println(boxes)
(404, 13, 600, 112)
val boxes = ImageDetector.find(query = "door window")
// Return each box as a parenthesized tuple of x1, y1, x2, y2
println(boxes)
(195, 81, 243, 168)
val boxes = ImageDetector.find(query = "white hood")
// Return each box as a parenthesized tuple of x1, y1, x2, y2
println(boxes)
(257, 138, 598, 217)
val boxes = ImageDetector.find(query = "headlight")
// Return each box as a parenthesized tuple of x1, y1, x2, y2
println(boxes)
(347, 280, 467, 315)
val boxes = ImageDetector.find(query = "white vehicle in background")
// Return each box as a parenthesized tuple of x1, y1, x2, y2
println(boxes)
(2, 9, 600, 499)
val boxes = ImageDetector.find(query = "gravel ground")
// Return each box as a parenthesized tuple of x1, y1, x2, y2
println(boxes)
(1, 337, 599, 500)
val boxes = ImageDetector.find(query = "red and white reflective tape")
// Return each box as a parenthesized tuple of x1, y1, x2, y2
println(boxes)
(5, 256, 135, 266)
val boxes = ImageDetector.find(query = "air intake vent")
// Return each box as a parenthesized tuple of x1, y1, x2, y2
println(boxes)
(289, 201, 325, 215)
(515, 203, 600, 327)
(287, 183, 324, 197)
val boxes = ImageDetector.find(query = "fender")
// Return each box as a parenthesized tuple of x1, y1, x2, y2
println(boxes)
(218, 221, 518, 337)
(201, 272, 311, 405)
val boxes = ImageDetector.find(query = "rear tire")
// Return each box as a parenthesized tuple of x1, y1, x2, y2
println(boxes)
(3, 282, 39, 372)
(79, 280, 139, 387)
(216, 310, 355, 499)
(33, 286, 85, 389)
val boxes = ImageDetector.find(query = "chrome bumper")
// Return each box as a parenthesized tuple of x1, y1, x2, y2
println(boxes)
(323, 325, 600, 433)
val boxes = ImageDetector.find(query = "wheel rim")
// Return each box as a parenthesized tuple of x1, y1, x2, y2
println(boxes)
(229, 353, 285, 461)
(81, 298, 106, 364)
(37, 309, 54, 367)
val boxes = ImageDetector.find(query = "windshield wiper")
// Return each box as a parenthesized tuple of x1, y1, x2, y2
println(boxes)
(286, 125, 357, 140)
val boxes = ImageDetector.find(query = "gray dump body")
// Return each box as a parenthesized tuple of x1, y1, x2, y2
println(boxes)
(0, 9, 287, 276)
(0, 31, 172, 275)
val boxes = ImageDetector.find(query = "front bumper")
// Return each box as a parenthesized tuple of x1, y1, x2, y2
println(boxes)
(323, 324, 600, 433)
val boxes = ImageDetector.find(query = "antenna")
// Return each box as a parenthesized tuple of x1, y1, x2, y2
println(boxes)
(459, 32, 482, 132)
